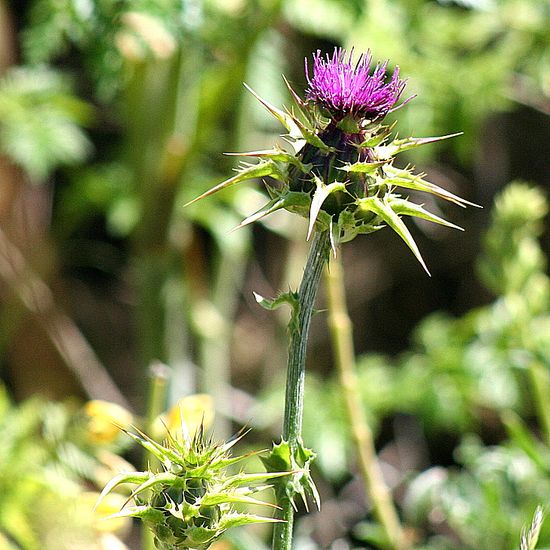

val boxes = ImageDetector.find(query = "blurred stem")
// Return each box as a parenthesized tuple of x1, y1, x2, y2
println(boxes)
(127, 51, 187, 371)
(144, 362, 171, 443)
(272, 230, 330, 550)
(142, 362, 171, 550)
(527, 360, 550, 446)
(324, 254, 407, 550)
(0, 226, 130, 408)
(198, 238, 249, 439)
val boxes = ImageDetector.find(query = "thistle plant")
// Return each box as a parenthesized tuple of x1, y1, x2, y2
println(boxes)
(187, 47, 474, 550)
(96, 425, 286, 550)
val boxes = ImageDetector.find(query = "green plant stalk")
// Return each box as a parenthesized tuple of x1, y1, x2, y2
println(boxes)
(142, 362, 171, 550)
(527, 360, 550, 446)
(144, 362, 171, 443)
(272, 230, 330, 550)
(198, 239, 249, 439)
(324, 255, 407, 550)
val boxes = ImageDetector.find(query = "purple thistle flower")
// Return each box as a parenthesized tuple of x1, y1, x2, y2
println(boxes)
(305, 48, 408, 121)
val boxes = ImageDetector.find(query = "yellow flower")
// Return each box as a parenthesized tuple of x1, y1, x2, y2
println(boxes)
(84, 400, 134, 445)
(153, 393, 215, 440)
(84, 491, 131, 536)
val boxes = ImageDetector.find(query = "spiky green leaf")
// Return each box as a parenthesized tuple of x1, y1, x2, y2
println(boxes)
(358, 122, 396, 147)
(103, 505, 165, 522)
(125, 472, 180, 504)
(226, 147, 311, 173)
(201, 492, 279, 509)
(307, 180, 346, 239)
(358, 196, 430, 274)
(383, 166, 480, 208)
(94, 472, 152, 511)
(338, 160, 386, 175)
(218, 513, 283, 530)
(253, 291, 299, 314)
(244, 83, 301, 136)
(184, 161, 282, 207)
(282, 75, 314, 125)
(235, 197, 288, 230)
(388, 197, 464, 231)
(377, 133, 462, 158)
(261, 439, 320, 511)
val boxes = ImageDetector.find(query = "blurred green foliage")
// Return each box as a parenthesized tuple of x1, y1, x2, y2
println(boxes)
(0, 386, 131, 548)
(1, 0, 550, 548)
(349, 0, 550, 159)
(0, 67, 91, 181)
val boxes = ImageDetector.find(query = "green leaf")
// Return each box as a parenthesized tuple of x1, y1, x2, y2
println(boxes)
(282, 74, 314, 125)
(358, 122, 395, 147)
(235, 197, 288, 230)
(338, 160, 386, 175)
(221, 470, 291, 488)
(358, 196, 430, 275)
(307, 180, 346, 239)
(247, 86, 336, 155)
(218, 513, 283, 530)
(103, 505, 165, 522)
(388, 197, 464, 231)
(226, 147, 311, 173)
(181, 525, 220, 545)
(261, 439, 320, 511)
(122, 427, 184, 465)
(125, 472, 180, 504)
(184, 161, 282, 207)
(376, 133, 462, 158)
(244, 83, 301, 136)
(200, 492, 279, 509)
(94, 472, 152, 511)
(294, 442, 321, 511)
(253, 291, 299, 313)
(293, 116, 334, 152)
(383, 166, 480, 208)
(244, 84, 334, 152)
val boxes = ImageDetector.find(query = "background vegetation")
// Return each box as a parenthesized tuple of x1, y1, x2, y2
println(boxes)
(0, 0, 549, 548)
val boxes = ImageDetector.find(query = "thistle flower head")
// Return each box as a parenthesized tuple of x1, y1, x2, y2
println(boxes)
(305, 48, 407, 121)
(185, 48, 478, 274)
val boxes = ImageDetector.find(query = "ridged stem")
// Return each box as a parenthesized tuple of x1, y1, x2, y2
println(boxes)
(272, 230, 330, 550)
(325, 254, 407, 550)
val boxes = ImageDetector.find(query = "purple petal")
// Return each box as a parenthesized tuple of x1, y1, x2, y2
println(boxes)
(305, 48, 409, 120)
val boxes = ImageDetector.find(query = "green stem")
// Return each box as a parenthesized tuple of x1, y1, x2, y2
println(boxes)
(272, 230, 330, 550)
(144, 362, 171, 442)
(527, 360, 550, 446)
(143, 362, 171, 550)
(324, 255, 407, 550)
(198, 238, 249, 439)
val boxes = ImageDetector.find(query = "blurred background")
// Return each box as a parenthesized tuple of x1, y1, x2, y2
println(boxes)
(1, 0, 550, 548)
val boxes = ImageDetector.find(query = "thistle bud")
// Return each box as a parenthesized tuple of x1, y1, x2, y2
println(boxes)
(96, 426, 286, 550)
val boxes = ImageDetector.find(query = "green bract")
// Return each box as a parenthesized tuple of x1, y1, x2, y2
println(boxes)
(186, 77, 479, 274)
(96, 426, 287, 550)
